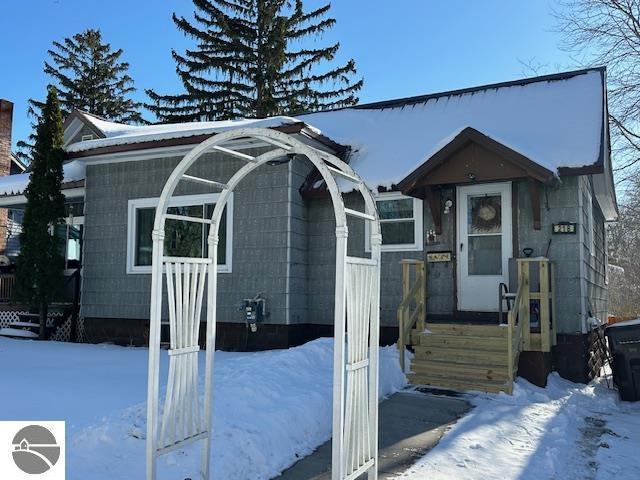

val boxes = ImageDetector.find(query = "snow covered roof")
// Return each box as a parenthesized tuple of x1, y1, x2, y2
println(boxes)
(0, 160, 86, 197)
(297, 68, 606, 190)
(66, 115, 304, 153)
(65, 70, 606, 182)
(58, 69, 610, 205)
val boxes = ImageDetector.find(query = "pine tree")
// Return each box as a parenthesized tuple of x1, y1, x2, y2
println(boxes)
(31, 29, 144, 122)
(18, 29, 144, 161)
(146, 0, 362, 122)
(16, 87, 66, 340)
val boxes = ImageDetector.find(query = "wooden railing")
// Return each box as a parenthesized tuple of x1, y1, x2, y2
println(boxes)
(0, 274, 16, 302)
(504, 257, 557, 393)
(397, 259, 426, 372)
(506, 270, 527, 393)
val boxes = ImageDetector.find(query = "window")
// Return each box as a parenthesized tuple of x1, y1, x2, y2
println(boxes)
(127, 193, 233, 274)
(367, 192, 423, 251)
(54, 215, 84, 273)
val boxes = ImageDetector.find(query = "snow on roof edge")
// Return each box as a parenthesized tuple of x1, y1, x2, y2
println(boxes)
(0, 160, 86, 197)
(67, 115, 304, 153)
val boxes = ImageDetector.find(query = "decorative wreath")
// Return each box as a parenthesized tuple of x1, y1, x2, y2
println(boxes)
(471, 197, 501, 232)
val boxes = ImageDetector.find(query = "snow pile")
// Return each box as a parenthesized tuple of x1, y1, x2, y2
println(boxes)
(67, 115, 301, 152)
(0, 159, 86, 196)
(299, 69, 604, 188)
(398, 372, 640, 480)
(0, 337, 405, 480)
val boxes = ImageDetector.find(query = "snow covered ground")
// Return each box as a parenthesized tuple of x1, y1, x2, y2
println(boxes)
(3, 336, 639, 480)
(399, 371, 640, 480)
(0, 337, 406, 479)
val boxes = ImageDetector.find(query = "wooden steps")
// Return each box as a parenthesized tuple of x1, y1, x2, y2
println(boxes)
(407, 373, 507, 394)
(408, 322, 513, 394)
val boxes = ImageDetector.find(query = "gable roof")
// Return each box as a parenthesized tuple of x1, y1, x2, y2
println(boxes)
(56, 68, 614, 217)
(397, 126, 558, 195)
(298, 68, 608, 191)
(10, 153, 27, 173)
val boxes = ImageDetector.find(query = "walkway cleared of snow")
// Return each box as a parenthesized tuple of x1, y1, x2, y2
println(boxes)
(399, 372, 640, 480)
(0, 337, 406, 480)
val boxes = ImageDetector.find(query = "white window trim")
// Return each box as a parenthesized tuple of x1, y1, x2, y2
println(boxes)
(587, 189, 596, 257)
(126, 192, 233, 274)
(366, 192, 423, 252)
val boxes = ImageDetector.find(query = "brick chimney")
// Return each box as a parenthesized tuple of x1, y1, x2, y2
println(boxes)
(0, 99, 14, 253)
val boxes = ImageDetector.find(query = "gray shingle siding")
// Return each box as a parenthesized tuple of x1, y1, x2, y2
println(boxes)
(81, 148, 609, 337)
(580, 176, 608, 325)
(306, 193, 422, 327)
(516, 177, 584, 334)
(81, 147, 296, 325)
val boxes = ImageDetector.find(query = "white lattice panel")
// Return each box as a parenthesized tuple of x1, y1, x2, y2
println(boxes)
(157, 260, 208, 453)
(342, 261, 376, 479)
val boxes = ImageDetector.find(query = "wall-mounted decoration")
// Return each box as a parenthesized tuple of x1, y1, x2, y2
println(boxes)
(426, 229, 438, 244)
(552, 222, 577, 234)
(427, 251, 452, 263)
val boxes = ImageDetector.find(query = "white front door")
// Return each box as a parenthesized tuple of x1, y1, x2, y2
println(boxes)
(457, 182, 512, 312)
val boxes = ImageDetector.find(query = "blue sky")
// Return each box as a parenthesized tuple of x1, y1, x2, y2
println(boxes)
(1, 0, 583, 148)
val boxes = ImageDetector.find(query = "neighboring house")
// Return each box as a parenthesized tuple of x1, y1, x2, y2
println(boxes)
(0, 68, 617, 389)
(0, 100, 30, 260)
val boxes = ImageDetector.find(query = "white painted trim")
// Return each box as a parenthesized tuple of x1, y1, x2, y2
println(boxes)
(126, 192, 233, 274)
(366, 192, 423, 252)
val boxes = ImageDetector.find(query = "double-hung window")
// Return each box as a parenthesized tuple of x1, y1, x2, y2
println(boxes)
(127, 193, 233, 274)
(367, 192, 423, 251)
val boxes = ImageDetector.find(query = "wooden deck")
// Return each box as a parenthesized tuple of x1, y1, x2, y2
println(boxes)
(398, 258, 557, 395)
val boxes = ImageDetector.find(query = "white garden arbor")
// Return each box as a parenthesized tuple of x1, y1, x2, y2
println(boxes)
(145, 128, 382, 480)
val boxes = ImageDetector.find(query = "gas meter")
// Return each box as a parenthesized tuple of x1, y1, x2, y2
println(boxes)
(238, 293, 267, 332)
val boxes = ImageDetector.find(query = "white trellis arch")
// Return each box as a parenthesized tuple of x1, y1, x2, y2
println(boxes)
(145, 128, 382, 480)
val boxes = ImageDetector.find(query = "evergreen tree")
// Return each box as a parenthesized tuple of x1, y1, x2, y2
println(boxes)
(16, 87, 66, 340)
(30, 29, 144, 122)
(17, 29, 144, 160)
(146, 0, 362, 122)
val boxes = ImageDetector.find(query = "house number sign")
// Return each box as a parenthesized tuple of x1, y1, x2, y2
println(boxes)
(427, 251, 452, 262)
(552, 222, 577, 234)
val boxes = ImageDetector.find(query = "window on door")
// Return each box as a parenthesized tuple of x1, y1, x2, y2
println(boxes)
(467, 194, 503, 275)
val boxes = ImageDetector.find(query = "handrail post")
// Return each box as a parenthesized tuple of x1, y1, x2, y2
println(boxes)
(518, 261, 531, 350)
(396, 260, 426, 373)
(507, 310, 514, 392)
(540, 260, 551, 352)
(417, 262, 426, 333)
(398, 309, 405, 372)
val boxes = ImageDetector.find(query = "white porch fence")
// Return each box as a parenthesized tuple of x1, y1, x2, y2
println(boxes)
(146, 128, 382, 480)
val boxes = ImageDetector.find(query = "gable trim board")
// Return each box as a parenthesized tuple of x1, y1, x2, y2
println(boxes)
(397, 127, 557, 195)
